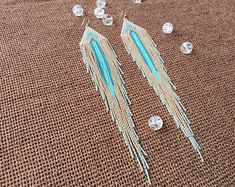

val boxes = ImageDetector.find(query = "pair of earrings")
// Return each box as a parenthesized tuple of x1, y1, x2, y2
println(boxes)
(80, 18, 203, 184)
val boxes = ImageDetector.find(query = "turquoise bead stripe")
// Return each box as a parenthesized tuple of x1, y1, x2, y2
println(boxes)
(90, 39, 116, 95)
(130, 31, 161, 82)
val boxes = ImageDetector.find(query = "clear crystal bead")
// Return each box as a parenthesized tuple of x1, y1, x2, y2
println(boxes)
(72, 5, 84, 17)
(102, 14, 113, 26)
(96, 0, 106, 8)
(94, 7, 105, 18)
(162, 22, 174, 34)
(180, 42, 193, 54)
(132, 0, 141, 3)
(148, 116, 163, 131)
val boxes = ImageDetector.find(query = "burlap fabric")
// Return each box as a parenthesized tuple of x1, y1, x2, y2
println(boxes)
(1, 0, 234, 186)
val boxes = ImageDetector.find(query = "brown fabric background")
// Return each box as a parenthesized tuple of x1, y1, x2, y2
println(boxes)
(1, 0, 235, 186)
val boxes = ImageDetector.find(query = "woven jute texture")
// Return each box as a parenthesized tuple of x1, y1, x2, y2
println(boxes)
(1, 0, 235, 186)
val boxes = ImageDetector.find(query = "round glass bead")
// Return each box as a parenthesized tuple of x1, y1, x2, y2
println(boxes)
(94, 7, 105, 18)
(132, 0, 141, 3)
(102, 14, 113, 26)
(96, 0, 106, 8)
(162, 22, 174, 34)
(180, 42, 193, 54)
(148, 116, 163, 131)
(72, 5, 84, 17)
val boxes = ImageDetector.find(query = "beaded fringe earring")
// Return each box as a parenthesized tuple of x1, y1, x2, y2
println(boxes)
(121, 18, 203, 161)
(80, 26, 151, 183)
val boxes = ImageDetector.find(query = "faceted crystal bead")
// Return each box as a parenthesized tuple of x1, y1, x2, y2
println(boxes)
(132, 0, 141, 3)
(96, 0, 106, 8)
(148, 116, 163, 131)
(180, 42, 193, 54)
(102, 14, 113, 26)
(72, 5, 84, 17)
(94, 7, 105, 18)
(162, 22, 174, 34)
